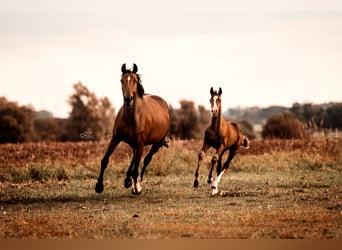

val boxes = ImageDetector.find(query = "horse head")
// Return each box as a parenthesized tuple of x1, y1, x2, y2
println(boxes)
(209, 87, 222, 117)
(120, 63, 144, 108)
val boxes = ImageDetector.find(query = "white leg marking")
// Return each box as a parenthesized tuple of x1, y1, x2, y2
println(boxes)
(133, 177, 142, 194)
(211, 171, 225, 195)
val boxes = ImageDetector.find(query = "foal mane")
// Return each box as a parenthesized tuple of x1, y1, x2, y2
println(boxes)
(122, 69, 145, 98)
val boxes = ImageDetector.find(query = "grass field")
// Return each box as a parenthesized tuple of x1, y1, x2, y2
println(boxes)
(0, 138, 341, 238)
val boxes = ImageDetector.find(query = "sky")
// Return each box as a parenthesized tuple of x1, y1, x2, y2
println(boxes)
(0, 0, 341, 118)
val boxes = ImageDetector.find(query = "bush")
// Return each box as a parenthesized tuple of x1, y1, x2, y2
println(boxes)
(0, 97, 35, 143)
(262, 112, 305, 139)
(232, 119, 256, 140)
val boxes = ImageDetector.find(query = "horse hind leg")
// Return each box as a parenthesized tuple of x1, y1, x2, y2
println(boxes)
(194, 142, 210, 188)
(194, 151, 205, 188)
(140, 139, 165, 182)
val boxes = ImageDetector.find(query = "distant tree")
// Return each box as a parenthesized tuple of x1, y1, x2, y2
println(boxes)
(198, 105, 211, 137)
(325, 103, 342, 130)
(169, 101, 210, 140)
(225, 105, 288, 124)
(169, 105, 181, 139)
(33, 118, 68, 141)
(290, 103, 325, 127)
(262, 112, 305, 139)
(34, 110, 54, 119)
(0, 97, 35, 143)
(178, 100, 201, 139)
(66, 82, 115, 141)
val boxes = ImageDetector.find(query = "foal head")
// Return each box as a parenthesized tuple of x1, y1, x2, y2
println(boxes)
(120, 63, 145, 108)
(209, 87, 222, 117)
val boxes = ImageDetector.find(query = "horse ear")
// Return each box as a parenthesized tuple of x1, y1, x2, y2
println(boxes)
(218, 87, 222, 95)
(121, 64, 126, 73)
(133, 63, 138, 73)
(210, 87, 214, 95)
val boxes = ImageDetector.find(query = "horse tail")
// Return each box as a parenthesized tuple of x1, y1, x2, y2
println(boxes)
(241, 135, 250, 149)
(161, 137, 170, 148)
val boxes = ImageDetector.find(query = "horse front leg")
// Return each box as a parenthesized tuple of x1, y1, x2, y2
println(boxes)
(131, 145, 144, 195)
(212, 147, 238, 195)
(124, 157, 134, 188)
(194, 142, 210, 188)
(207, 154, 218, 184)
(95, 136, 120, 193)
(210, 145, 226, 195)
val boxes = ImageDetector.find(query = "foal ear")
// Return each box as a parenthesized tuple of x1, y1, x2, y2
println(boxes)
(121, 64, 127, 73)
(218, 87, 222, 95)
(210, 87, 214, 95)
(133, 63, 138, 73)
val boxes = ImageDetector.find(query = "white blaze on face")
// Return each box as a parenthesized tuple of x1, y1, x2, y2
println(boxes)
(127, 75, 131, 86)
(212, 96, 218, 116)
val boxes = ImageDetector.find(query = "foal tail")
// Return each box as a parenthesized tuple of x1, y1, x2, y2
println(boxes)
(241, 135, 250, 149)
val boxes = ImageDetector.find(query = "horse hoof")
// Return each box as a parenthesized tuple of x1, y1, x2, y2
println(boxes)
(194, 179, 199, 188)
(124, 178, 132, 188)
(131, 188, 142, 195)
(211, 186, 219, 195)
(95, 182, 104, 193)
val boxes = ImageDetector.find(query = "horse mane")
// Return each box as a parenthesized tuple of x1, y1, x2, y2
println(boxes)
(122, 70, 145, 98)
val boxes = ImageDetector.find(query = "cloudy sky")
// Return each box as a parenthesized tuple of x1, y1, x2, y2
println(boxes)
(1, 0, 341, 118)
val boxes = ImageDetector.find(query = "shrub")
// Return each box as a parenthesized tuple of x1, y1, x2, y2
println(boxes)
(262, 112, 305, 139)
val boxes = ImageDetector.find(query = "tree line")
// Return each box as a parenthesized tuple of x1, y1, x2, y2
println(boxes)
(1, 82, 341, 143)
(0, 82, 115, 143)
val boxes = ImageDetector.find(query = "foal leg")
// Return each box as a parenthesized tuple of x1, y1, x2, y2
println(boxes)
(194, 142, 210, 188)
(210, 145, 226, 195)
(207, 154, 218, 184)
(208, 153, 223, 184)
(212, 147, 238, 195)
(95, 137, 120, 193)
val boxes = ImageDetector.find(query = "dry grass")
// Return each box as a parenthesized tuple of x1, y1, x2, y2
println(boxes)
(0, 138, 341, 239)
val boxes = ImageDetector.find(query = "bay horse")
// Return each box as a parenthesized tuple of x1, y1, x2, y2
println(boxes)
(194, 87, 249, 195)
(95, 63, 170, 195)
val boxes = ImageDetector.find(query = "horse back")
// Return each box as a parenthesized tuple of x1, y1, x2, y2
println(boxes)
(141, 94, 170, 143)
(222, 120, 242, 147)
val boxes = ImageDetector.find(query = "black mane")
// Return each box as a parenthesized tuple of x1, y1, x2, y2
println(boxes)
(122, 70, 145, 98)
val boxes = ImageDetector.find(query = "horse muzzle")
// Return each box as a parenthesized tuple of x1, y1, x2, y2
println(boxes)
(211, 109, 218, 117)
(124, 96, 134, 108)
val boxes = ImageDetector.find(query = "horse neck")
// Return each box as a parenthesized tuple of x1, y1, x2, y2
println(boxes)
(123, 95, 143, 123)
(210, 106, 222, 133)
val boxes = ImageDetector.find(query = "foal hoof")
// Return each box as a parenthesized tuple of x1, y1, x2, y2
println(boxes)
(95, 182, 104, 193)
(124, 178, 132, 188)
(194, 179, 199, 188)
(211, 186, 219, 195)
